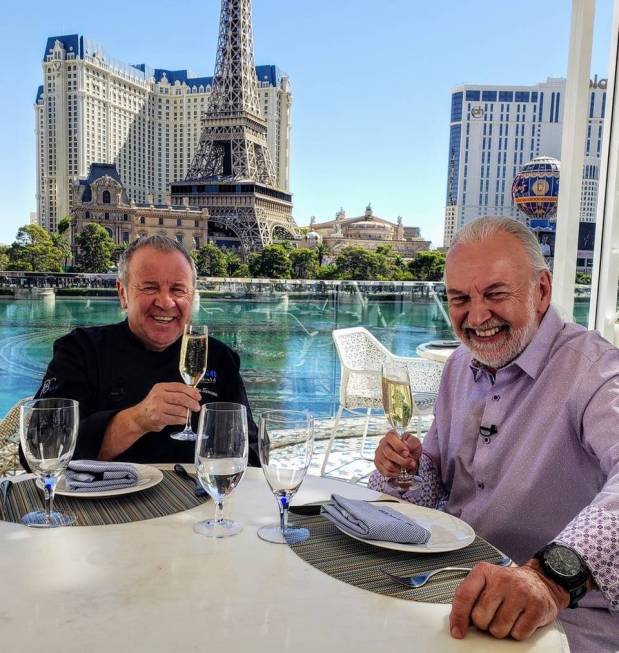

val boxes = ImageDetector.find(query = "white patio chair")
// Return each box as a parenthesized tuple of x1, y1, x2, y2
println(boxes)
(320, 328, 444, 478)
(0, 397, 32, 476)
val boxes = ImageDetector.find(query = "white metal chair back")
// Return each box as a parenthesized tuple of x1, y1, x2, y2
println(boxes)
(322, 329, 445, 479)
(332, 327, 391, 408)
(0, 396, 32, 476)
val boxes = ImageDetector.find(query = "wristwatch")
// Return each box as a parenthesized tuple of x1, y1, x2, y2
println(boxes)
(534, 543, 589, 609)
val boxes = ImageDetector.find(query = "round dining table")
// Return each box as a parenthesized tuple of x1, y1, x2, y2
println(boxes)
(416, 342, 458, 364)
(0, 467, 569, 653)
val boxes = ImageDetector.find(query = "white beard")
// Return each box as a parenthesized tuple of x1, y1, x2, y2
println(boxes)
(463, 292, 539, 369)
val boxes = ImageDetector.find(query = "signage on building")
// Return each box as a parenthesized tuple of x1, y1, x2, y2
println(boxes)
(589, 75, 607, 89)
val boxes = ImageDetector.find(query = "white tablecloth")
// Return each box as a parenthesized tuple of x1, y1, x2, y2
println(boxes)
(0, 467, 568, 653)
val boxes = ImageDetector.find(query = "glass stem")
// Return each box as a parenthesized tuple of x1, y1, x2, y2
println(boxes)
(279, 495, 289, 533)
(44, 477, 55, 522)
(214, 499, 225, 524)
(184, 408, 191, 431)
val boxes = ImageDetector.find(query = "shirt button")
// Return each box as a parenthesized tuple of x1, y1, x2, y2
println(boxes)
(493, 394, 500, 401)
(477, 481, 485, 489)
(483, 437, 491, 444)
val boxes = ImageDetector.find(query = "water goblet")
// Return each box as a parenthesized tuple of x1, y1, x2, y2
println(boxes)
(19, 397, 79, 528)
(381, 360, 419, 490)
(258, 410, 314, 544)
(193, 402, 248, 538)
(170, 323, 208, 441)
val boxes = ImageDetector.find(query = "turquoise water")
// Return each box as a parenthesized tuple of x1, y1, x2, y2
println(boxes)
(0, 296, 455, 417)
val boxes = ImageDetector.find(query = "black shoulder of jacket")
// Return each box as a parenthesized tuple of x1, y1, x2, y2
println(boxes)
(208, 335, 241, 368)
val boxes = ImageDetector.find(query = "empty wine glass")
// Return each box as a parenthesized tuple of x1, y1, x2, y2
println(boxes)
(171, 323, 208, 441)
(381, 360, 418, 490)
(194, 402, 248, 538)
(258, 410, 314, 544)
(19, 397, 79, 528)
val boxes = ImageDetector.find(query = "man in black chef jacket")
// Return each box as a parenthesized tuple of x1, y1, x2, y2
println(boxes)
(23, 235, 259, 466)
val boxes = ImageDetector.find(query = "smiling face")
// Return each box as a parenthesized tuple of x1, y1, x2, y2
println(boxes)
(445, 231, 552, 370)
(116, 246, 194, 352)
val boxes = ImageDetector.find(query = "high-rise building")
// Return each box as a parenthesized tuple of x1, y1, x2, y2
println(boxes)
(35, 34, 291, 233)
(443, 76, 607, 246)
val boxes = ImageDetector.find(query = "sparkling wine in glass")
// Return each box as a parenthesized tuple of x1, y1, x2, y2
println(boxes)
(258, 410, 314, 544)
(194, 402, 248, 538)
(381, 360, 418, 490)
(170, 323, 208, 441)
(19, 397, 79, 528)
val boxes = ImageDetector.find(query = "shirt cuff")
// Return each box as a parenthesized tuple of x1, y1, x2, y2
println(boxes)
(367, 453, 448, 509)
(555, 505, 619, 612)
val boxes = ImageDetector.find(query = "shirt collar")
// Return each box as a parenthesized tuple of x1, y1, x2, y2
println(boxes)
(468, 305, 564, 383)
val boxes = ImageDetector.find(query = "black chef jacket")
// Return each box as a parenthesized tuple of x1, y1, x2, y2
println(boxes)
(22, 320, 259, 466)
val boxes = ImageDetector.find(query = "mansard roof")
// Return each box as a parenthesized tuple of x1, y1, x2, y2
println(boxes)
(78, 164, 128, 203)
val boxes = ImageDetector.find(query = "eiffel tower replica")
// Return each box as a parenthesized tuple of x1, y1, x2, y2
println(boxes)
(170, 0, 298, 252)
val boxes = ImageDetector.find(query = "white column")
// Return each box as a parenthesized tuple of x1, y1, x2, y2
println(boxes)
(552, 0, 595, 318)
(589, 0, 619, 343)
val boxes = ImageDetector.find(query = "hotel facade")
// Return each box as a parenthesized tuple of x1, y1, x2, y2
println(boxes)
(443, 76, 607, 246)
(35, 34, 291, 233)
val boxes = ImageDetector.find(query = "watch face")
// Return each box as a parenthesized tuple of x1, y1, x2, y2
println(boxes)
(546, 546, 581, 577)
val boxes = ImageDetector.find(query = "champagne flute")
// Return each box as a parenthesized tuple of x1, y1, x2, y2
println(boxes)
(258, 410, 314, 544)
(381, 360, 418, 490)
(19, 398, 78, 528)
(170, 323, 208, 441)
(194, 402, 248, 538)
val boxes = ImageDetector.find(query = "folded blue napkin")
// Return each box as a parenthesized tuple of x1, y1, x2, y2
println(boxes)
(64, 460, 139, 492)
(321, 494, 431, 544)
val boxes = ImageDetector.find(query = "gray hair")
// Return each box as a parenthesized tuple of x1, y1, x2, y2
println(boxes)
(117, 235, 197, 286)
(449, 217, 549, 276)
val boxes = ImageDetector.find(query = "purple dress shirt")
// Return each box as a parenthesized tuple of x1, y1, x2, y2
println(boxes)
(369, 306, 619, 652)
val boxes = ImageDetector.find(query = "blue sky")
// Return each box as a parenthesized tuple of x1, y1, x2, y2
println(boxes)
(0, 0, 613, 247)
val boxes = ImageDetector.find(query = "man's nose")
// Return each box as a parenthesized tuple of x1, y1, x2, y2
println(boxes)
(154, 288, 176, 308)
(466, 298, 492, 327)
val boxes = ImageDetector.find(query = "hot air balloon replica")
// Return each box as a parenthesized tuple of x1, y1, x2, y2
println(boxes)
(511, 156, 560, 220)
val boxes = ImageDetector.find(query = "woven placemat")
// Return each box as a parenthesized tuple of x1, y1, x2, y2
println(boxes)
(1, 470, 206, 527)
(287, 512, 504, 604)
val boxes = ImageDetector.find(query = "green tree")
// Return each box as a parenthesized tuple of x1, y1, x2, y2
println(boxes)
(333, 245, 390, 280)
(408, 250, 446, 281)
(248, 244, 292, 278)
(223, 249, 243, 276)
(316, 263, 337, 280)
(575, 272, 592, 285)
(75, 224, 115, 273)
(315, 242, 329, 266)
(111, 241, 129, 265)
(232, 263, 250, 278)
(7, 224, 63, 272)
(195, 243, 227, 277)
(289, 248, 319, 279)
(0, 244, 9, 270)
(57, 215, 74, 236)
(51, 234, 72, 271)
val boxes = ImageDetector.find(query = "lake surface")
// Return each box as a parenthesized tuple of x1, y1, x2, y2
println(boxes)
(0, 295, 590, 417)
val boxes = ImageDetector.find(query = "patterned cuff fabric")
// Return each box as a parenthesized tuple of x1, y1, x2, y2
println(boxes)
(555, 505, 619, 612)
(367, 454, 448, 510)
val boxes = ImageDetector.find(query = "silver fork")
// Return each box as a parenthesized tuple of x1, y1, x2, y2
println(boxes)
(382, 554, 512, 588)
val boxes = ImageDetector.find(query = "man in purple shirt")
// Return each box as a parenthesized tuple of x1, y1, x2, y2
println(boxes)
(370, 217, 619, 651)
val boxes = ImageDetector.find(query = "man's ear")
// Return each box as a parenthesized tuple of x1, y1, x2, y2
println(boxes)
(537, 270, 552, 314)
(117, 279, 128, 310)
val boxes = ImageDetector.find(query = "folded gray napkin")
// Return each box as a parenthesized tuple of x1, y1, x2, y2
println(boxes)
(64, 460, 139, 492)
(321, 494, 431, 544)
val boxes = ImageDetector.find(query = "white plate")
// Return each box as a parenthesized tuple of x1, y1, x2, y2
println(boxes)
(38, 464, 164, 498)
(333, 502, 475, 553)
